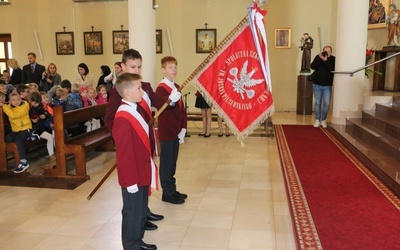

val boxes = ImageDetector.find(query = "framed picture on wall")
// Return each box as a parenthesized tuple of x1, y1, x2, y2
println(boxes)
(274, 28, 291, 49)
(368, 0, 392, 29)
(55, 32, 74, 55)
(156, 29, 162, 54)
(83, 31, 103, 55)
(112, 30, 129, 54)
(196, 29, 217, 53)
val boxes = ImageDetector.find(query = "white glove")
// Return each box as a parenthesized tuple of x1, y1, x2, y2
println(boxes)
(127, 184, 139, 193)
(169, 89, 181, 103)
(178, 128, 186, 144)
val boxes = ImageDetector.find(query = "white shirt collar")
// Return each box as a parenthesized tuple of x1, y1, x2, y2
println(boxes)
(121, 99, 138, 110)
(162, 77, 176, 90)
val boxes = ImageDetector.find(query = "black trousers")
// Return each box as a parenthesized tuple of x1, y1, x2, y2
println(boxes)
(121, 186, 148, 250)
(159, 140, 180, 197)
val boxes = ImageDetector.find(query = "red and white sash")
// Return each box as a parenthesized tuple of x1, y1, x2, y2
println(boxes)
(115, 101, 159, 190)
(159, 81, 182, 108)
(138, 92, 152, 119)
(138, 91, 159, 160)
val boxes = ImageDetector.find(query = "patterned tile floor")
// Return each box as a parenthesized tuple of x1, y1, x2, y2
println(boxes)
(0, 112, 312, 249)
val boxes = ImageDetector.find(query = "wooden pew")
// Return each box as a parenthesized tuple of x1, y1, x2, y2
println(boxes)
(43, 103, 113, 180)
(0, 107, 46, 174)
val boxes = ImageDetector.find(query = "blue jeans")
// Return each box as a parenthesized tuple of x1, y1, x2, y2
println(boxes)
(313, 84, 332, 121)
(5, 129, 31, 161)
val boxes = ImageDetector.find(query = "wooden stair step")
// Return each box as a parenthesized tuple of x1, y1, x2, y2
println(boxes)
(346, 118, 400, 162)
(362, 110, 400, 139)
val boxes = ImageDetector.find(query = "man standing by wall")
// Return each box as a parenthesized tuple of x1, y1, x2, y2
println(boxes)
(22, 52, 45, 84)
(310, 45, 335, 128)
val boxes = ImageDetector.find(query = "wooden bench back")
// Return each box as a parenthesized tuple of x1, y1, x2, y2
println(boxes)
(53, 103, 108, 145)
(49, 103, 109, 178)
(54, 103, 108, 129)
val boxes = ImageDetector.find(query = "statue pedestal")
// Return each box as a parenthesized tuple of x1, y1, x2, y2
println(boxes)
(296, 75, 313, 115)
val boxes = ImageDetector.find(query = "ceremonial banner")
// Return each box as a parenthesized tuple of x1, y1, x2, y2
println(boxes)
(193, 4, 274, 141)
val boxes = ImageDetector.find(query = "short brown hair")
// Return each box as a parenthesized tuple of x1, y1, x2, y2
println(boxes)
(16, 84, 29, 95)
(28, 52, 37, 58)
(56, 88, 68, 98)
(8, 92, 19, 99)
(161, 56, 177, 68)
(115, 73, 142, 97)
(29, 91, 42, 103)
(71, 83, 81, 94)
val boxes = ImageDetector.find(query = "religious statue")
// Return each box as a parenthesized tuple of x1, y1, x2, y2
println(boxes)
(299, 33, 313, 72)
(386, 3, 400, 46)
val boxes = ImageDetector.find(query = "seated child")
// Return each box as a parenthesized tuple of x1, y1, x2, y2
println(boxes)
(28, 83, 39, 93)
(0, 83, 7, 96)
(0, 83, 13, 102)
(40, 91, 55, 147)
(63, 83, 85, 136)
(47, 79, 72, 102)
(40, 91, 53, 117)
(80, 85, 100, 131)
(65, 83, 83, 111)
(0, 92, 5, 104)
(87, 86, 98, 106)
(96, 85, 108, 104)
(0, 92, 32, 173)
(80, 85, 91, 108)
(1, 70, 10, 83)
(52, 88, 69, 109)
(16, 84, 30, 100)
(28, 92, 55, 159)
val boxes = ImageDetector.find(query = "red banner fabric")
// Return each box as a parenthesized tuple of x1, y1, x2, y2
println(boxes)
(194, 23, 274, 141)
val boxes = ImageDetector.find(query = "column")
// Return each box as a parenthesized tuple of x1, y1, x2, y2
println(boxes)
(128, 0, 156, 85)
(331, 0, 369, 125)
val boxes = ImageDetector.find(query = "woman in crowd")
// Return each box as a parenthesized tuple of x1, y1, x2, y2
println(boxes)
(97, 65, 111, 87)
(74, 63, 94, 88)
(7, 58, 22, 86)
(104, 62, 122, 92)
(39, 63, 62, 92)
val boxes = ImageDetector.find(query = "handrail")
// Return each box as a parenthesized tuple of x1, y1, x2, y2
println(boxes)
(331, 51, 400, 76)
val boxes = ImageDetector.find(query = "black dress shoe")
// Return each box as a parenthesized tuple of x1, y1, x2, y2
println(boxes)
(162, 195, 185, 204)
(204, 133, 211, 137)
(140, 242, 157, 250)
(147, 212, 164, 221)
(144, 220, 158, 230)
(175, 191, 188, 199)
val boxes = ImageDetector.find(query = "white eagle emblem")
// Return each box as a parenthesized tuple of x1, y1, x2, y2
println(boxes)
(227, 60, 264, 100)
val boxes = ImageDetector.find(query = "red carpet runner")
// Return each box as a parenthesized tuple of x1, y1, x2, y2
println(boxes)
(275, 125, 400, 250)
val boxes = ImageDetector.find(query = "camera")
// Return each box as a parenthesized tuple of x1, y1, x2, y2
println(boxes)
(322, 51, 328, 57)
